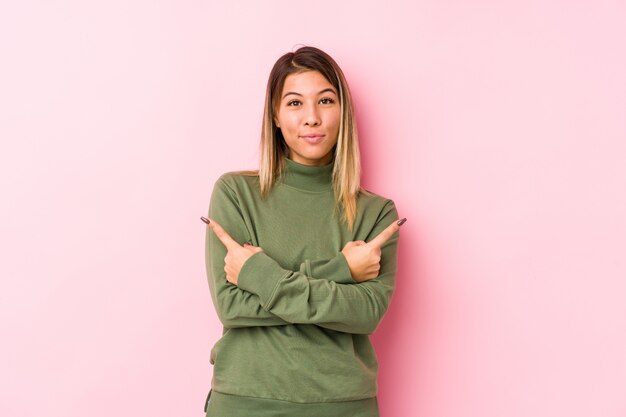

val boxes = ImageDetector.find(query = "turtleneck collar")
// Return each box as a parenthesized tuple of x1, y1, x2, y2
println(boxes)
(279, 157, 334, 192)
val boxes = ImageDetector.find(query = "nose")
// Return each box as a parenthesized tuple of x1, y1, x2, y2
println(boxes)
(304, 105, 321, 126)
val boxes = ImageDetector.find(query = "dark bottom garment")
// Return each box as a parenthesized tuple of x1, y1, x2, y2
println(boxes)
(204, 390, 380, 417)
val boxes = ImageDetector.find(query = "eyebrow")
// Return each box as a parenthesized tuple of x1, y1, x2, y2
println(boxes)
(282, 88, 337, 99)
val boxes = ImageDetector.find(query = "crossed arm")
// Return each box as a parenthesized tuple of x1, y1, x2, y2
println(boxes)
(204, 179, 402, 334)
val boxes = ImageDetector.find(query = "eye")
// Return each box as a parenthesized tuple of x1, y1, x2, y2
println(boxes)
(287, 99, 302, 106)
(320, 97, 335, 105)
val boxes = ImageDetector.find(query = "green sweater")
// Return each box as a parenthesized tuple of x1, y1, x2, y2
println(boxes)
(205, 157, 400, 404)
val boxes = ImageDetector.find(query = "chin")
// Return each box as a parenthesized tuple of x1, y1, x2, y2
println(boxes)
(292, 154, 331, 165)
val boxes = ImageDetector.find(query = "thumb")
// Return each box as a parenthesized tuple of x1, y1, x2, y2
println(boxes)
(342, 240, 367, 250)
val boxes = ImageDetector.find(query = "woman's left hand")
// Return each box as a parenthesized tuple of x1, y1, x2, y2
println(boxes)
(205, 217, 263, 285)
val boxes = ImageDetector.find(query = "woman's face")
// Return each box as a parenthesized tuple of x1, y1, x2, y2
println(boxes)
(275, 70, 340, 166)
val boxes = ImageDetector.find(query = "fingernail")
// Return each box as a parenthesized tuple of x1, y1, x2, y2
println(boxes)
(397, 218, 407, 226)
(200, 216, 210, 225)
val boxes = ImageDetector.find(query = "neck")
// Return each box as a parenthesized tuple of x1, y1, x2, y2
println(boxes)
(279, 157, 333, 192)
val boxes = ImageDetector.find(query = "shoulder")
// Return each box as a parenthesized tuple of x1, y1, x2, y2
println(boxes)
(357, 187, 398, 220)
(209, 170, 261, 209)
(213, 170, 260, 193)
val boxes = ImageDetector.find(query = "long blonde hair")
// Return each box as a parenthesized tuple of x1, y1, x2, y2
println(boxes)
(238, 46, 370, 232)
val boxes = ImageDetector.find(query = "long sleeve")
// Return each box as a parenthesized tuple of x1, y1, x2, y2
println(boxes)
(302, 254, 356, 284)
(237, 200, 399, 335)
(205, 177, 357, 329)
(206, 178, 289, 328)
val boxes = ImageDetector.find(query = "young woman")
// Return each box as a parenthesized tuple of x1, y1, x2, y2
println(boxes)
(201, 46, 405, 417)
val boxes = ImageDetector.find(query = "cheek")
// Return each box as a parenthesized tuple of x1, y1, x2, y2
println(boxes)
(278, 113, 297, 133)
(329, 111, 341, 132)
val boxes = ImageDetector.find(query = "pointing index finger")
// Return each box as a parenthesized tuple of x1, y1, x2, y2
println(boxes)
(367, 217, 406, 248)
(205, 217, 240, 250)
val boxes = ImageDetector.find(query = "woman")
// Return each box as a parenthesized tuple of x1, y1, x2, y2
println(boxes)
(201, 46, 405, 417)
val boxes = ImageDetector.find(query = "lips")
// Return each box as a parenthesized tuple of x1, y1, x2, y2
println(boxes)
(300, 134, 325, 144)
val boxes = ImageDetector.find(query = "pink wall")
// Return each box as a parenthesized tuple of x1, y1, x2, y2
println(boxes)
(1, 1, 625, 416)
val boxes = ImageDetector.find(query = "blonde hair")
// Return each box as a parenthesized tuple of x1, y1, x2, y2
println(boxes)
(237, 46, 370, 231)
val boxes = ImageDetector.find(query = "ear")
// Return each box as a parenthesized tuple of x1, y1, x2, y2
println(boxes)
(274, 117, 280, 128)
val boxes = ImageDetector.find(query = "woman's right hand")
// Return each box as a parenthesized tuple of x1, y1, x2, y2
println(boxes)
(204, 217, 264, 286)
(341, 218, 406, 282)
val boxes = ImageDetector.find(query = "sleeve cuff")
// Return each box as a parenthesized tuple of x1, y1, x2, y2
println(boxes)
(237, 252, 290, 308)
(306, 253, 356, 284)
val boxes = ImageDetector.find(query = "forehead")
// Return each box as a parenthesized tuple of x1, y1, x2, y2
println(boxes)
(281, 70, 335, 94)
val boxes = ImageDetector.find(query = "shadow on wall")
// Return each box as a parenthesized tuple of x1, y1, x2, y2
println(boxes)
(371, 225, 421, 403)
(354, 81, 424, 411)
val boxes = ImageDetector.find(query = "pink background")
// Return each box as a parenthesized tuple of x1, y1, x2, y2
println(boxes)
(1, 1, 625, 416)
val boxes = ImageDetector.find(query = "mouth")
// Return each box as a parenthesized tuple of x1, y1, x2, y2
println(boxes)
(300, 134, 325, 144)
